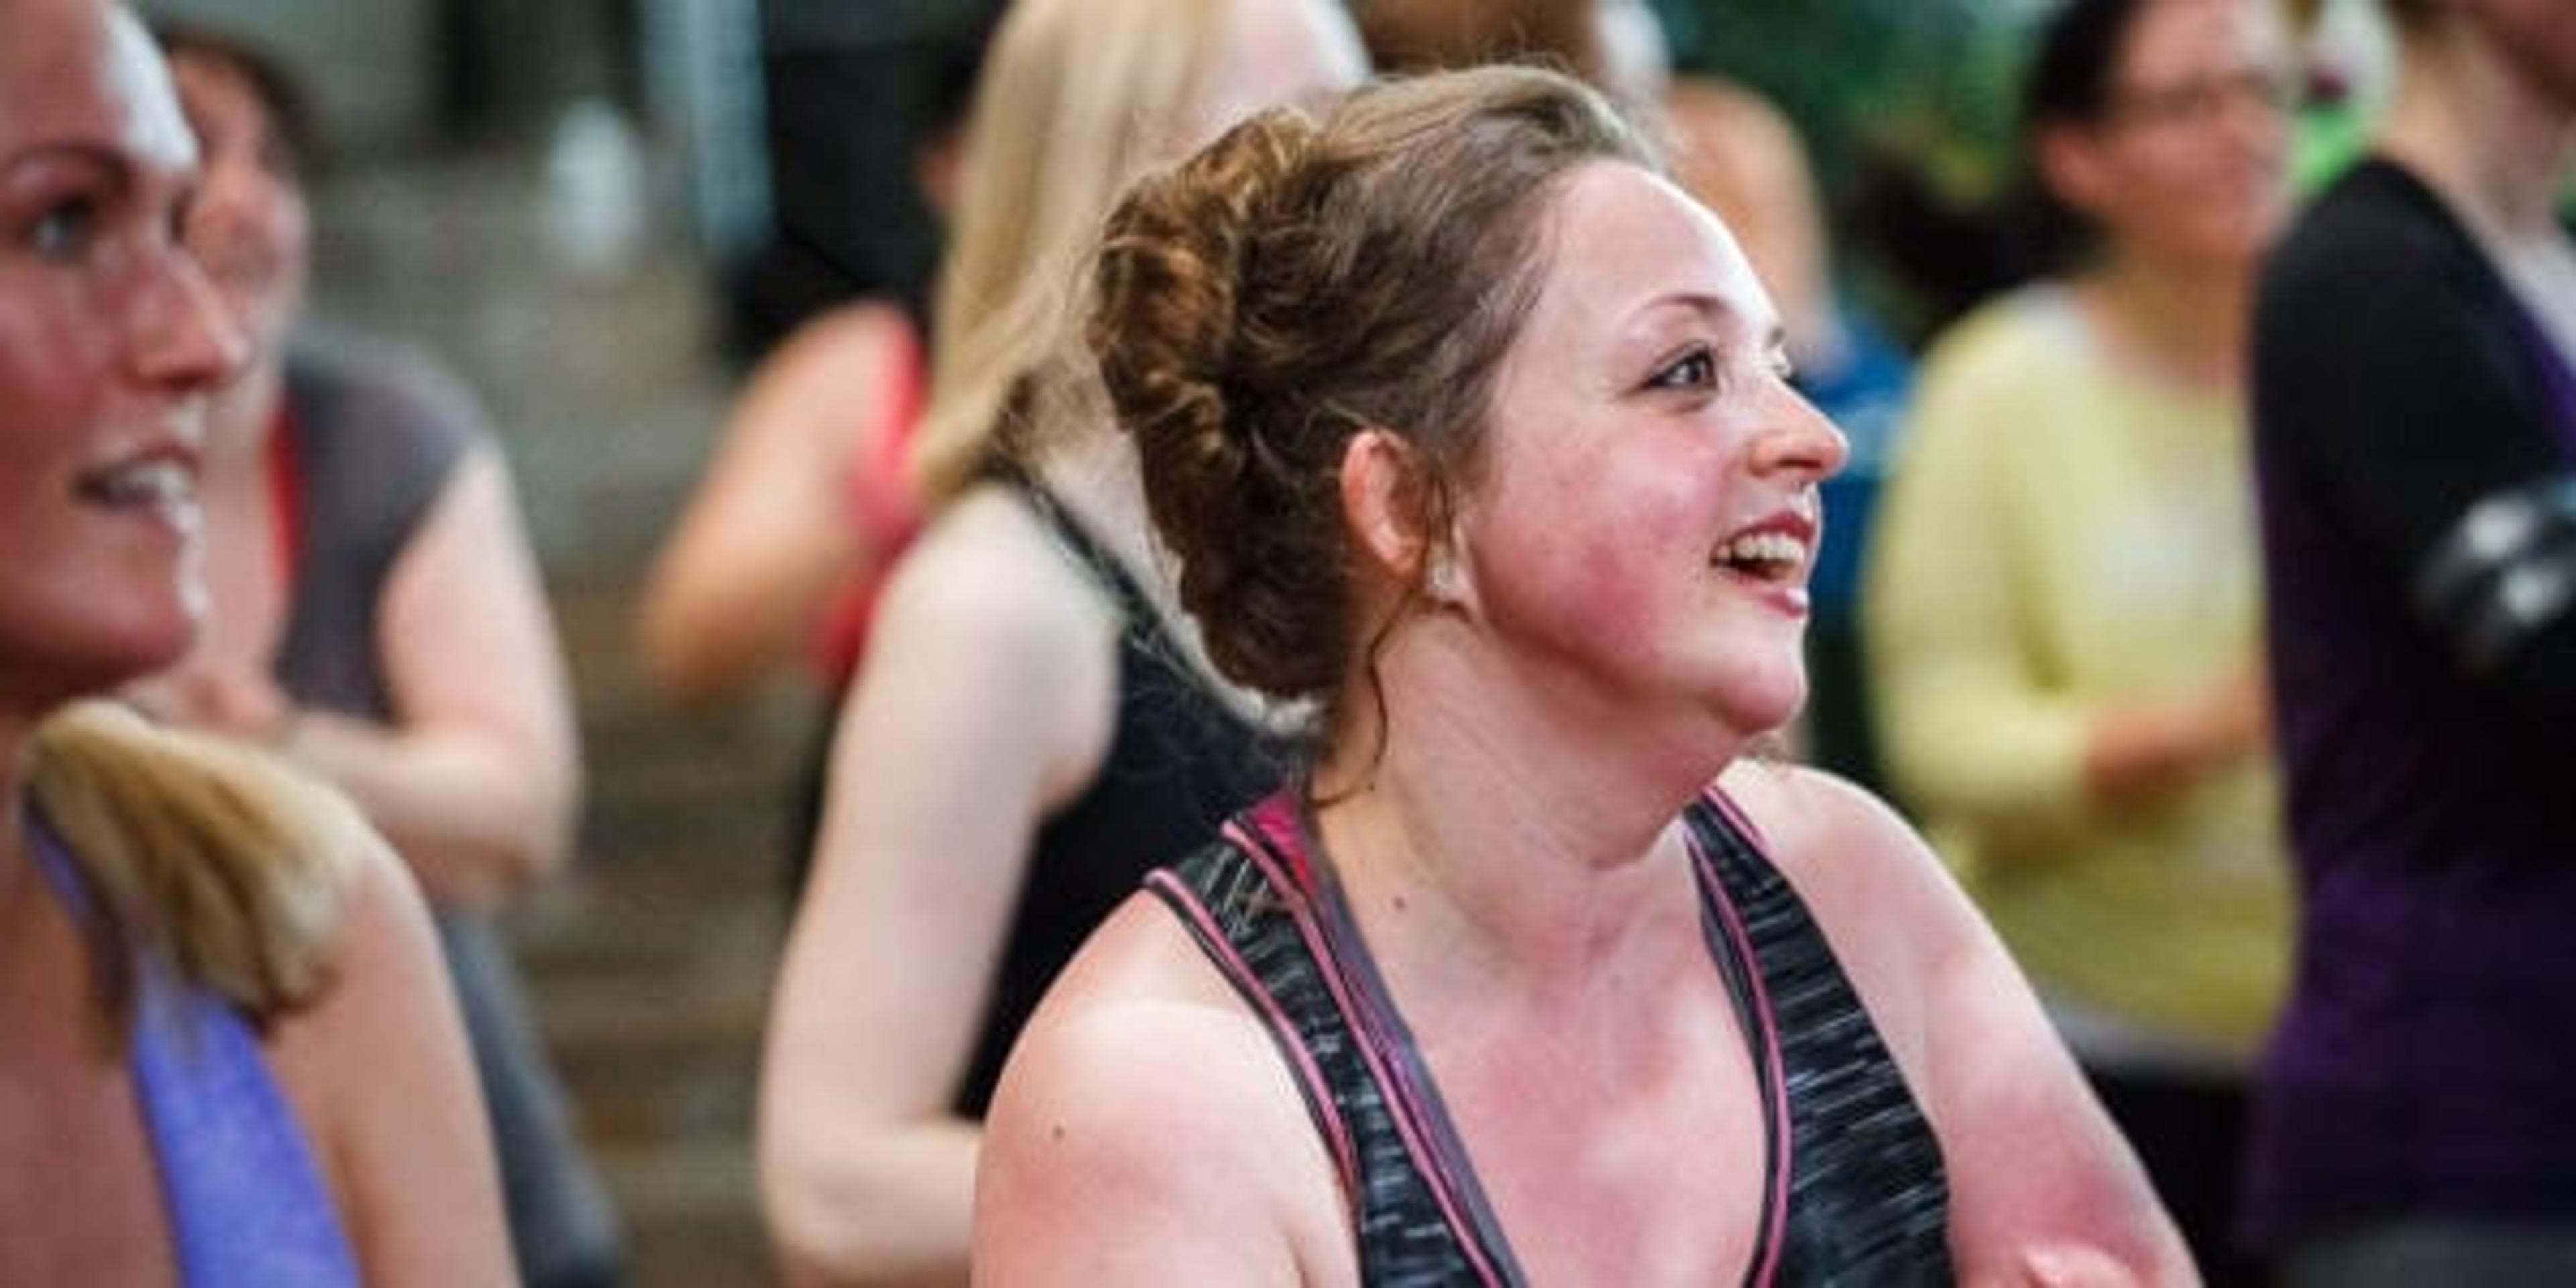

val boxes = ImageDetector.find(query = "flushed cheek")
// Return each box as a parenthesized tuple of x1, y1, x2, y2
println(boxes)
(1485, 454, 1713, 647)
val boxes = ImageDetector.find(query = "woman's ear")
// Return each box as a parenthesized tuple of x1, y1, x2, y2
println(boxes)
(2035, 120, 2111, 223)
(1339, 426, 1433, 586)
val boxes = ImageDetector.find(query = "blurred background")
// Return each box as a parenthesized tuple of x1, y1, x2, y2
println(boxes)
(126, 1, 2401, 1283)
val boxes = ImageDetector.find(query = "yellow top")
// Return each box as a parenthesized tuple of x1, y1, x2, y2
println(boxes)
(1862, 288, 2289, 1057)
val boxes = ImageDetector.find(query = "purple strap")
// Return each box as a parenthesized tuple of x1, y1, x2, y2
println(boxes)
(25, 813, 359, 1287)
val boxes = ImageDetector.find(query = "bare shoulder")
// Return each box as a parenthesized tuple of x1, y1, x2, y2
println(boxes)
(860, 486, 1123, 763)
(1717, 765, 2191, 1282)
(264, 822, 513, 1281)
(265, 826, 451, 1093)
(875, 484, 1117, 655)
(977, 896, 1351, 1284)
(1716, 761, 1957, 918)
(1713, 761, 1984, 1056)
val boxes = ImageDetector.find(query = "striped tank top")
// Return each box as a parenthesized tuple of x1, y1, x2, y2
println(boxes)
(1148, 788, 1953, 1285)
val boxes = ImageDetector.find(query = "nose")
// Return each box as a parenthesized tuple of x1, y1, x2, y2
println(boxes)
(184, 158, 278, 265)
(2218, 72, 2290, 157)
(131, 245, 250, 395)
(1751, 382, 1847, 483)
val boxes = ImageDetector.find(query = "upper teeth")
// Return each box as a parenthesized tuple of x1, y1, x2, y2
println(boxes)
(1719, 531, 1805, 568)
(88, 460, 193, 506)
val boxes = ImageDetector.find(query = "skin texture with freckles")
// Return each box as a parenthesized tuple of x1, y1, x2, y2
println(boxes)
(1459, 162, 1842, 743)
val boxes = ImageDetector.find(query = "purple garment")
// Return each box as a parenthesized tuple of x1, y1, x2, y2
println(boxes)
(27, 812, 359, 1287)
(2245, 159, 2576, 1248)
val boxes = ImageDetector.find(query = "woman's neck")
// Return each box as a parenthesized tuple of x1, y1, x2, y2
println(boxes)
(1311, 629, 1739, 985)
(2382, 25, 2576, 239)
(2076, 249, 2253, 394)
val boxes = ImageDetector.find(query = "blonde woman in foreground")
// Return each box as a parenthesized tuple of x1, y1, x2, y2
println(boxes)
(977, 67, 2191, 1285)
(0, 0, 508, 1281)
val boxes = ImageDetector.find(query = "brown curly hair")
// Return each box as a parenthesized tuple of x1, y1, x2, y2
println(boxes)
(1090, 65, 1656, 708)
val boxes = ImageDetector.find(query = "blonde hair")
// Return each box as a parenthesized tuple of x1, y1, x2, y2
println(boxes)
(908, 0, 1238, 504)
(28, 701, 363, 1043)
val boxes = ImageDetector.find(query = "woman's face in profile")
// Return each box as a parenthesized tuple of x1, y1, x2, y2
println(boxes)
(2050, 0, 2291, 271)
(1453, 162, 1846, 738)
(170, 50, 309, 364)
(0, 0, 239, 706)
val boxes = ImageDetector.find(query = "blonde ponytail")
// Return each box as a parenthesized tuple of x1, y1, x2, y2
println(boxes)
(28, 700, 363, 1036)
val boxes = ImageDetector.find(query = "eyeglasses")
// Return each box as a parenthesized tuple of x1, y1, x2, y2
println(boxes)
(2103, 68, 2297, 130)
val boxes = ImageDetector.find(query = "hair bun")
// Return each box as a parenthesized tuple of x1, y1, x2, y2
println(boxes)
(1093, 109, 1341, 698)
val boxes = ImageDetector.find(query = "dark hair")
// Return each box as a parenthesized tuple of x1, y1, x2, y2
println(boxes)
(152, 22, 323, 178)
(1090, 66, 1656, 709)
(1358, 0, 1607, 84)
(2378, 0, 2437, 34)
(2012, 0, 2158, 275)
(922, 5, 1003, 140)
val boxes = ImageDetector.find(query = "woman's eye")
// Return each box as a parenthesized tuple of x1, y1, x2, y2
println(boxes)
(1647, 347, 1717, 391)
(30, 197, 97, 260)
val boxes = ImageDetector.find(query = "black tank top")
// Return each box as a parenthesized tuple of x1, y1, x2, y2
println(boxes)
(1150, 788, 1953, 1285)
(951, 479, 1286, 1114)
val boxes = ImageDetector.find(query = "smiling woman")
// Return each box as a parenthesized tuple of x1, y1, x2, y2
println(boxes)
(0, 1, 508, 1282)
(971, 64, 2194, 1285)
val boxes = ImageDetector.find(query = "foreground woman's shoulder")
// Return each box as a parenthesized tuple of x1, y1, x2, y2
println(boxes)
(1713, 761, 1936, 875)
(977, 895, 1348, 1281)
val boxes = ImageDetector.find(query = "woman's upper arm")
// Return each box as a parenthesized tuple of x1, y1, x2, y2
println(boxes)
(1882, 830, 2188, 1282)
(1758, 770, 2190, 1285)
(276, 836, 511, 1285)
(758, 514, 1120, 1196)
(636, 305, 911, 704)
(975, 905, 1338, 1285)
(376, 445, 582, 810)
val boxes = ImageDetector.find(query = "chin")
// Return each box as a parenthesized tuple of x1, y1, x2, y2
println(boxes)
(1705, 667, 1807, 743)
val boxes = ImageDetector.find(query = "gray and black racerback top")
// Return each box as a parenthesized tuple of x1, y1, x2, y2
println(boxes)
(1148, 786, 1953, 1285)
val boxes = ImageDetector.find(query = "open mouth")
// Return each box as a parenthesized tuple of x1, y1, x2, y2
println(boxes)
(76, 456, 198, 513)
(1712, 529, 1809, 585)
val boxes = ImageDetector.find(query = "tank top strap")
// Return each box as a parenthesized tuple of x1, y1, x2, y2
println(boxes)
(1149, 790, 1522, 1285)
(1683, 786, 1954, 1281)
(1000, 471, 1167, 632)
(23, 807, 360, 1287)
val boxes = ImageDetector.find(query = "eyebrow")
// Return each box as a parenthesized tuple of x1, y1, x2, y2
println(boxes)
(1, 141, 138, 192)
(1636, 292, 1786, 354)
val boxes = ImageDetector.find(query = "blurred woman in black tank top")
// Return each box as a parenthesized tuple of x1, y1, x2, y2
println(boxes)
(753, 1, 1368, 1281)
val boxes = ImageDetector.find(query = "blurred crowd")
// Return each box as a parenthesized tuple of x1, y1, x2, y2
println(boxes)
(1, 0, 2570, 1283)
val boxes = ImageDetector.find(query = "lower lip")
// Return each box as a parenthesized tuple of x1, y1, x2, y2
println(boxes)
(1714, 566, 1811, 618)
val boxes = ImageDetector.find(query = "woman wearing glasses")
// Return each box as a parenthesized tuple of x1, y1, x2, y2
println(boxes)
(1864, 1, 2296, 1277)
